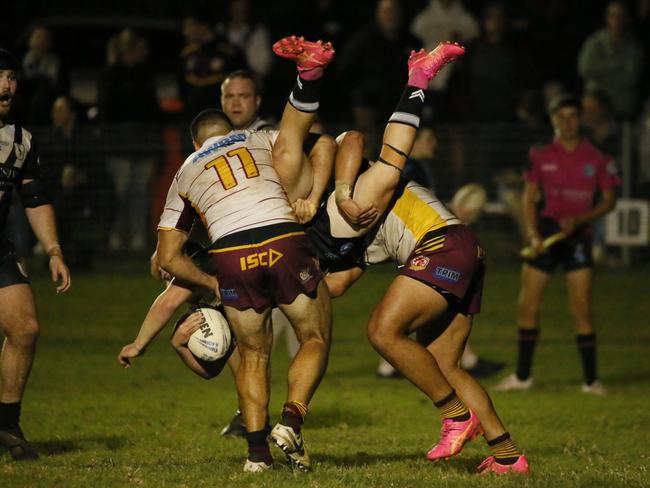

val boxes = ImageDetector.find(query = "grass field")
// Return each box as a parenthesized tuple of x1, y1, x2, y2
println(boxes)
(1, 252, 649, 487)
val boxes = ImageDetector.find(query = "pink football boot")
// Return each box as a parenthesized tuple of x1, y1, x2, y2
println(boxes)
(476, 455, 530, 475)
(272, 35, 335, 73)
(426, 410, 483, 461)
(408, 41, 465, 82)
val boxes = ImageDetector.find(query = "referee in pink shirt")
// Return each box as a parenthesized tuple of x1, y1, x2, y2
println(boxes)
(495, 95, 619, 395)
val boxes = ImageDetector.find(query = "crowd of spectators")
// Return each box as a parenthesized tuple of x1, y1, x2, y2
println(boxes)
(1, 0, 649, 262)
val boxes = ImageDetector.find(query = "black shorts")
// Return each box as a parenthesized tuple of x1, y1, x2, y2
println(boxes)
(524, 218, 594, 274)
(0, 240, 30, 288)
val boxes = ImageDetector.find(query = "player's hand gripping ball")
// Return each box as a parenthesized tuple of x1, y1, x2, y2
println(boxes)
(187, 308, 232, 361)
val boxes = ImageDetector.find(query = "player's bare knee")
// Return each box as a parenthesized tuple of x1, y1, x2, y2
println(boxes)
(340, 130, 364, 149)
(367, 318, 396, 351)
(7, 319, 39, 347)
(316, 133, 338, 153)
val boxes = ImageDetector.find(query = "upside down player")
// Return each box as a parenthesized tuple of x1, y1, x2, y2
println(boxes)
(321, 176, 529, 474)
(154, 36, 335, 472)
(0, 49, 71, 460)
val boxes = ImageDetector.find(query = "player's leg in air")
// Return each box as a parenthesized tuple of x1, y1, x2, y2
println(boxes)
(328, 42, 465, 237)
(272, 36, 335, 202)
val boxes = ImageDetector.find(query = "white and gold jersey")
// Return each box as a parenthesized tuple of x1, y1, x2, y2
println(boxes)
(365, 181, 461, 265)
(158, 130, 295, 242)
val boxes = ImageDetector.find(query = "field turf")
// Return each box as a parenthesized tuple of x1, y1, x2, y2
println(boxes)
(1, 254, 649, 487)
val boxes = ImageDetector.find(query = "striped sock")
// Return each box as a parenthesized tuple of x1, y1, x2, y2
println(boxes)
(280, 400, 308, 433)
(487, 432, 522, 465)
(434, 391, 470, 421)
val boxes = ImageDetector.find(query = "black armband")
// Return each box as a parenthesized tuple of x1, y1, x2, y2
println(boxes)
(20, 179, 52, 208)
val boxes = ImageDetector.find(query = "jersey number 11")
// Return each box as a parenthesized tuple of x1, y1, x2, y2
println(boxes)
(205, 147, 259, 190)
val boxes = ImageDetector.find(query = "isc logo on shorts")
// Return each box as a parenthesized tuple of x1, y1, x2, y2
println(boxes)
(240, 249, 283, 271)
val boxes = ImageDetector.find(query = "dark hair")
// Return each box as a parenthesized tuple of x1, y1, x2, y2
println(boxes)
(0, 48, 19, 71)
(548, 94, 581, 115)
(190, 109, 233, 143)
(223, 70, 261, 96)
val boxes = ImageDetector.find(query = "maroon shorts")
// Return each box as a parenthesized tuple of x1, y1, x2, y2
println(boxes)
(399, 224, 485, 315)
(208, 223, 322, 311)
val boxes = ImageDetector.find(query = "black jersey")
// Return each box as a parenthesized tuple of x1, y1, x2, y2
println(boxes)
(305, 176, 411, 273)
(0, 124, 42, 237)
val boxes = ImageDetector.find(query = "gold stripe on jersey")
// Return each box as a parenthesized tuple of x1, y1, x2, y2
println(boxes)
(391, 188, 449, 244)
(208, 231, 305, 253)
(417, 241, 446, 253)
(156, 226, 189, 235)
(417, 235, 445, 248)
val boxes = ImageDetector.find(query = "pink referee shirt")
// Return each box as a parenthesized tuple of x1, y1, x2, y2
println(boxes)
(524, 138, 620, 222)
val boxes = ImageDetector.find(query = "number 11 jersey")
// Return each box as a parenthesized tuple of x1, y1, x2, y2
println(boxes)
(158, 130, 296, 243)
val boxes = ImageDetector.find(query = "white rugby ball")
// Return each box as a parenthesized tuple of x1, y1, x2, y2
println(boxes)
(187, 308, 232, 361)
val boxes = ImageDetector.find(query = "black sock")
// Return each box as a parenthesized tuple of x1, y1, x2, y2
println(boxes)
(289, 76, 323, 112)
(0, 402, 21, 429)
(388, 86, 426, 128)
(576, 333, 597, 385)
(516, 328, 539, 381)
(246, 429, 272, 464)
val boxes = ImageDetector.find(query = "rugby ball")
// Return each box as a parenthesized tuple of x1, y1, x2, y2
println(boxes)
(187, 308, 232, 361)
(450, 183, 487, 224)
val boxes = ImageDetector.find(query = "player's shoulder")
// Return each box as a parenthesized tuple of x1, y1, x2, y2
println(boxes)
(0, 123, 33, 141)
(528, 141, 553, 159)
(578, 139, 607, 159)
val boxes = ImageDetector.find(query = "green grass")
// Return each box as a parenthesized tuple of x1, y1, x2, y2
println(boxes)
(2, 255, 649, 487)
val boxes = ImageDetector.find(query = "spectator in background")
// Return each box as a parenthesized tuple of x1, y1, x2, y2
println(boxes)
(578, 1, 644, 120)
(337, 0, 421, 143)
(410, 0, 479, 121)
(21, 25, 67, 124)
(98, 30, 161, 252)
(180, 10, 246, 118)
(220, 70, 272, 131)
(581, 89, 621, 157)
(44, 96, 111, 269)
(452, 2, 519, 123)
(215, 0, 272, 80)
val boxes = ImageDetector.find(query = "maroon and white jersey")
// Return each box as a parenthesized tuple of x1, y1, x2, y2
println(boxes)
(158, 130, 295, 242)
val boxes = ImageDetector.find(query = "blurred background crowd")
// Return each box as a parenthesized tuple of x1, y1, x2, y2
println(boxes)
(1, 0, 649, 268)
